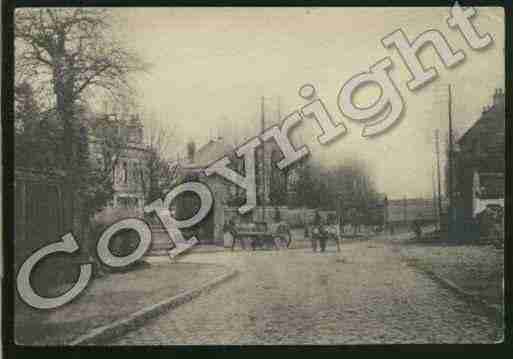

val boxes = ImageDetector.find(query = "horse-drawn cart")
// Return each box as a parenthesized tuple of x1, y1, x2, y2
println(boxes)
(224, 221, 292, 251)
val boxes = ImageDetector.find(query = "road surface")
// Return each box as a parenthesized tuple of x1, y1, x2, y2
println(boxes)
(110, 239, 500, 344)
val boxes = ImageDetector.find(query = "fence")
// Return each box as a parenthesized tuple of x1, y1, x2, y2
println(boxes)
(14, 167, 83, 297)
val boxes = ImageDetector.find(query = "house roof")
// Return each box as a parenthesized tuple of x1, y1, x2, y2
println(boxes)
(192, 138, 235, 167)
(457, 95, 505, 146)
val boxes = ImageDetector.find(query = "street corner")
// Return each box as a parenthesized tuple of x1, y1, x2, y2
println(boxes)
(14, 259, 237, 346)
(70, 267, 239, 345)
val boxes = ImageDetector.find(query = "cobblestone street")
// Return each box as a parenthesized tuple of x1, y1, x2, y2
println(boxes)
(110, 239, 501, 345)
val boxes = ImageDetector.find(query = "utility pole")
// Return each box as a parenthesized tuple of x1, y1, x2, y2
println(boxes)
(435, 129, 443, 229)
(261, 96, 266, 222)
(276, 96, 283, 209)
(447, 84, 454, 236)
(403, 196, 407, 227)
(432, 167, 438, 230)
(384, 195, 389, 234)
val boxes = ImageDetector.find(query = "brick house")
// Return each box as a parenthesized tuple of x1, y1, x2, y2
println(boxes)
(454, 88, 505, 228)
(88, 113, 151, 211)
(168, 135, 300, 246)
(175, 138, 237, 246)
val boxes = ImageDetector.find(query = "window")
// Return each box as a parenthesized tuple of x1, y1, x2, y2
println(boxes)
(480, 174, 504, 199)
(123, 162, 128, 184)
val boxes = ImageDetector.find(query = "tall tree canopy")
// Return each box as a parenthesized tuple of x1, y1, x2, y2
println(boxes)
(15, 8, 147, 164)
(15, 9, 149, 250)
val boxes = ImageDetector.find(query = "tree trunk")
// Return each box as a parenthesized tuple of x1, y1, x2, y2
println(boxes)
(53, 33, 82, 248)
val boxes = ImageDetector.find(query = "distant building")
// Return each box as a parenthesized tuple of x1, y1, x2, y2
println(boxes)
(367, 193, 388, 226)
(88, 113, 151, 210)
(170, 135, 301, 245)
(170, 137, 236, 246)
(455, 88, 505, 221)
(386, 198, 437, 226)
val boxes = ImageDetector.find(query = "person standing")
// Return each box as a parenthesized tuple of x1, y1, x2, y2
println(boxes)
(311, 211, 321, 252)
(317, 217, 328, 252)
(319, 227, 327, 252)
(337, 213, 344, 241)
(333, 216, 342, 252)
(411, 217, 422, 241)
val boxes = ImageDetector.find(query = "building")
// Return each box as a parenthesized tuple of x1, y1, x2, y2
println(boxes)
(170, 137, 236, 246)
(169, 134, 301, 245)
(367, 193, 388, 227)
(455, 88, 505, 223)
(88, 113, 151, 210)
(386, 197, 438, 226)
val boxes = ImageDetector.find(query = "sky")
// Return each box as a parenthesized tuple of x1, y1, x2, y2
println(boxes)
(110, 7, 504, 200)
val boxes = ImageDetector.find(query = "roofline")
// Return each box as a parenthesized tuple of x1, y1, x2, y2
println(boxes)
(457, 103, 502, 144)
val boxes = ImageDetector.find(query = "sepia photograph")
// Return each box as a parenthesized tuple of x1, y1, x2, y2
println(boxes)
(10, 5, 505, 346)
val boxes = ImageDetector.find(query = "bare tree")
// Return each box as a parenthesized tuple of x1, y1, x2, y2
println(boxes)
(138, 117, 179, 204)
(15, 8, 148, 166)
(70, 113, 126, 251)
(15, 9, 148, 257)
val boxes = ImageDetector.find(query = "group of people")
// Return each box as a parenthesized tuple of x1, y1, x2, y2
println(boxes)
(306, 211, 426, 251)
(307, 212, 342, 253)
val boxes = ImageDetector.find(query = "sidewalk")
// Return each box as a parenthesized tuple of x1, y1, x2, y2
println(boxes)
(15, 260, 234, 345)
(398, 241, 504, 310)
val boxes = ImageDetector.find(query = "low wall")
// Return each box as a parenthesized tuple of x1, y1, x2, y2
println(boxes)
(387, 200, 437, 223)
(93, 207, 145, 227)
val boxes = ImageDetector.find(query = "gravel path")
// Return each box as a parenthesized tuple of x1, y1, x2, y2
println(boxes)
(110, 239, 501, 345)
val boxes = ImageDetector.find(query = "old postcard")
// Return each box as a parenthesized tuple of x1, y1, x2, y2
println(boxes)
(11, 6, 504, 345)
